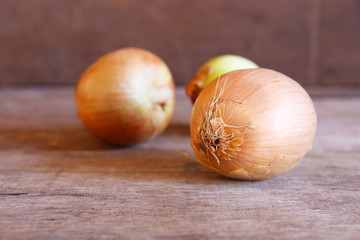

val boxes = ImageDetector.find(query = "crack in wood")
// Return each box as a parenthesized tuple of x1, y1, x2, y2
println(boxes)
(0, 192, 28, 196)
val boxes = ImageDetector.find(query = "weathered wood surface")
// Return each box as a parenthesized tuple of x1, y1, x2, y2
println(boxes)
(0, 88, 359, 239)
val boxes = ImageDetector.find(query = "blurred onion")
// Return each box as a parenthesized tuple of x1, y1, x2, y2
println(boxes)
(76, 48, 175, 146)
(186, 55, 258, 103)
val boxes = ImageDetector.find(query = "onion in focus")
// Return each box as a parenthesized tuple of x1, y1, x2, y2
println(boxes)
(75, 47, 175, 146)
(186, 55, 258, 103)
(190, 68, 317, 180)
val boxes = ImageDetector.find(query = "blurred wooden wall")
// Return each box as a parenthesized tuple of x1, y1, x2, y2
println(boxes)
(0, 0, 359, 86)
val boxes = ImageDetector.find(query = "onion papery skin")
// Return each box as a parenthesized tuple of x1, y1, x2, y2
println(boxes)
(76, 48, 175, 146)
(190, 68, 317, 180)
(186, 55, 258, 103)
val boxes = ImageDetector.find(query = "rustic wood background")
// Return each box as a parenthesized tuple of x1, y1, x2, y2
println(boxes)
(1, 0, 359, 87)
(1, 1, 360, 238)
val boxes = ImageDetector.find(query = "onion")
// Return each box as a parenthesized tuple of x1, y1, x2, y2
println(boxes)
(75, 47, 175, 146)
(190, 68, 317, 180)
(186, 55, 258, 103)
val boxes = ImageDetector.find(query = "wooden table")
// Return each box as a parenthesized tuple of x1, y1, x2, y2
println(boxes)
(1, 87, 359, 239)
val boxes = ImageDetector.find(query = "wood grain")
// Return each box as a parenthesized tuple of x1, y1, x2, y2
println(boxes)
(0, 88, 360, 239)
(0, 0, 315, 86)
(318, 0, 360, 86)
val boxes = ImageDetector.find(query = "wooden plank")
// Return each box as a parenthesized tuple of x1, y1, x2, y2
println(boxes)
(0, 0, 315, 86)
(0, 88, 359, 239)
(318, 0, 360, 86)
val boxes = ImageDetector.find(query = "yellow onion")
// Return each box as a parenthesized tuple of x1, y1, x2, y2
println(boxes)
(75, 47, 175, 146)
(186, 55, 258, 103)
(190, 68, 317, 180)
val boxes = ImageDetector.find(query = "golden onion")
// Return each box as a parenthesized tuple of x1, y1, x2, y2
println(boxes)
(75, 48, 175, 146)
(190, 68, 317, 180)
